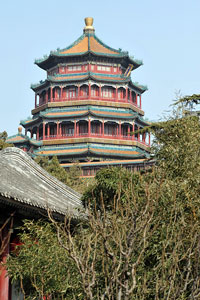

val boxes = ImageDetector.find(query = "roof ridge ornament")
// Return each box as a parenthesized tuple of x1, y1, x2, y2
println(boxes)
(84, 17, 95, 34)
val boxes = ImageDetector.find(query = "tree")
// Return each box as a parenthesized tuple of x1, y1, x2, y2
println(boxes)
(53, 97, 200, 299)
(149, 95, 200, 206)
(6, 95, 200, 299)
(0, 131, 13, 150)
(51, 172, 155, 300)
(82, 166, 142, 210)
(34, 156, 49, 169)
(65, 162, 84, 192)
(6, 220, 83, 300)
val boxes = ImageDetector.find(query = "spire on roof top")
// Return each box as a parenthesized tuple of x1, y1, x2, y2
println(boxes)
(18, 127, 22, 135)
(84, 17, 95, 34)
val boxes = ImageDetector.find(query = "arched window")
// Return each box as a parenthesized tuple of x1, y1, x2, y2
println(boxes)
(101, 86, 115, 98)
(104, 122, 117, 136)
(91, 85, 99, 97)
(53, 87, 61, 100)
(118, 88, 125, 100)
(65, 86, 77, 99)
(79, 121, 88, 135)
(91, 121, 101, 134)
(60, 122, 74, 136)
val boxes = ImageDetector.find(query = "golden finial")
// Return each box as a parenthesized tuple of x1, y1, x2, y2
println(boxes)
(18, 127, 22, 135)
(84, 17, 95, 33)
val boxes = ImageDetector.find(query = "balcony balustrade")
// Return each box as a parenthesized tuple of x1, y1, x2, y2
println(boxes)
(36, 95, 140, 109)
(51, 95, 138, 105)
(38, 133, 150, 146)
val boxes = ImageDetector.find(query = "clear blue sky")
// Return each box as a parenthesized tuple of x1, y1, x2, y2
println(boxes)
(1, 0, 199, 136)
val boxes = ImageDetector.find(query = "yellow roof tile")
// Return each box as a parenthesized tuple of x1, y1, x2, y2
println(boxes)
(90, 36, 118, 54)
(60, 37, 88, 54)
(59, 35, 119, 55)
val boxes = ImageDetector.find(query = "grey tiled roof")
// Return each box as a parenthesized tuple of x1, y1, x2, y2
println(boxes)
(0, 147, 82, 216)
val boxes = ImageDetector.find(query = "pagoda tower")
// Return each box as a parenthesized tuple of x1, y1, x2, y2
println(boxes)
(7, 18, 151, 178)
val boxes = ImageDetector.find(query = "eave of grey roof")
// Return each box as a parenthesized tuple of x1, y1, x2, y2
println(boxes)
(0, 147, 82, 216)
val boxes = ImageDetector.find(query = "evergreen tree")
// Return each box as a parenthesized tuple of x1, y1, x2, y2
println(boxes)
(0, 131, 13, 150)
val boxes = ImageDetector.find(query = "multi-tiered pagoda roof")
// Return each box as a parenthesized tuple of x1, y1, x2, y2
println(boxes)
(7, 17, 152, 178)
(34, 26, 143, 69)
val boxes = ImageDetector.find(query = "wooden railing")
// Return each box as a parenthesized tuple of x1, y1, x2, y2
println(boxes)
(39, 133, 150, 146)
(37, 96, 140, 109)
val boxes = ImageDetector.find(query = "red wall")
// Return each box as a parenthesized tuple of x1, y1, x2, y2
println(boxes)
(0, 228, 9, 300)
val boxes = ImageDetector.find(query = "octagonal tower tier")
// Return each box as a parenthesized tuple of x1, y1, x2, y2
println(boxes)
(7, 18, 152, 178)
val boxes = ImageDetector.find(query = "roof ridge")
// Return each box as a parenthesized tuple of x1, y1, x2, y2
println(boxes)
(0, 147, 82, 215)
(88, 33, 91, 50)
(93, 34, 122, 54)
(55, 34, 85, 54)
(131, 80, 148, 91)
(6, 133, 29, 140)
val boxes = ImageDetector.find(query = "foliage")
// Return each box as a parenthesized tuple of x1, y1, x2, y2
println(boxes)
(0, 131, 8, 140)
(82, 167, 139, 210)
(34, 156, 49, 169)
(6, 220, 83, 300)
(34, 156, 85, 193)
(54, 96, 200, 299)
(174, 93, 200, 106)
(81, 166, 149, 212)
(148, 99, 200, 206)
(66, 162, 83, 192)
(6, 95, 200, 299)
(50, 171, 155, 300)
(151, 114, 199, 180)
(0, 131, 13, 150)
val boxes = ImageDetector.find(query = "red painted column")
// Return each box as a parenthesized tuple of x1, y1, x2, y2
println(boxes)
(136, 94, 138, 106)
(43, 122, 45, 140)
(56, 122, 59, 138)
(130, 90, 132, 103)
(132, 122, 135, 140)
(140, 95, 142, 108)
(62, 87, 65, 101)
(59, 123, 62, 137)
(88, 119, 91, 137)
(119, 121, 121, 138)
(50, 87, 53, 102)
(128, 125, 130, 136)
(61, 87, 63, 101)
(0, 228, 9, 300)
(47, 124, 50, 139)
(46, 90, 48, 103)
(115, 87, 118, 101)
(125, 87, 128, 102)
(148, 133, 151, 145)
(99, 85, 101, 99)
(88, 83, 91, 99)
(74, 120, 76, 138)
(78, 85, 80, 100)
(77, 123, 79, 136)
(36, 127, 39, 140)
(102, 120, 104, 137)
